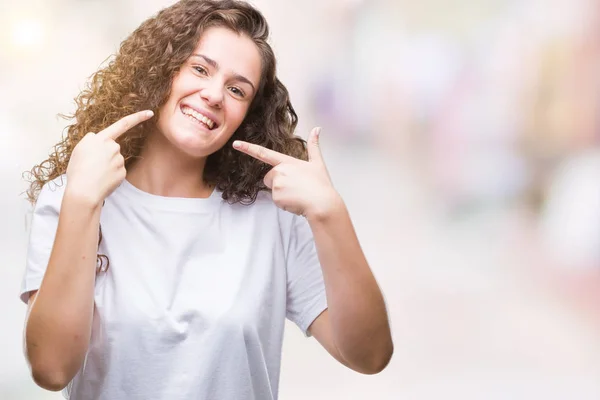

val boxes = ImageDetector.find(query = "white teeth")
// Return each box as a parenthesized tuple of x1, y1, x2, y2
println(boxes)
(181, 106, 216, 129)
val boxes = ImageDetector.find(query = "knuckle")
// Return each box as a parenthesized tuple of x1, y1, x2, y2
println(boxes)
(272, 178, 283, 190)
(81, 132, 95, 143)
(119, 119, 131, 132)
(257, 148, 266, 160)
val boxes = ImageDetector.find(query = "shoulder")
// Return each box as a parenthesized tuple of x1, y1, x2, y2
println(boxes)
(246, 190, 289, 216)
(35, 174, 68, 208)
(228, 189, 295, 228)
(227, 189, 276, 212)
(252, 189, 276, 207)
(24, 175, 67, 236)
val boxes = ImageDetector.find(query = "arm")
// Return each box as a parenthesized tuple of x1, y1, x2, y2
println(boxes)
(233, 128, 393, 374)
(25, 192, 101, 391)
(307, 197, 393, 375)
(24, 110, 153, 391)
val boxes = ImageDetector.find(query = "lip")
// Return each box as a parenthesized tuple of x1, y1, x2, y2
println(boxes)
(180, 103, 220, 129)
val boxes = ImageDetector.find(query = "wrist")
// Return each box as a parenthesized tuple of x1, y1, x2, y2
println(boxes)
(305, 191, 346, 224)
(64, 185, 103, 212)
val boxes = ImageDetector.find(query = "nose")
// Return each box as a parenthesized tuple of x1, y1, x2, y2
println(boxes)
(200, 78, 224, 108)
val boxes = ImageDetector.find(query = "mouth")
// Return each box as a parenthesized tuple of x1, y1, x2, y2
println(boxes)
(180, 105, 218, 130)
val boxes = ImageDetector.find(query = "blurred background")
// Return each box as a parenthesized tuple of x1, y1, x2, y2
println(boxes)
(2, 0, 600, 398)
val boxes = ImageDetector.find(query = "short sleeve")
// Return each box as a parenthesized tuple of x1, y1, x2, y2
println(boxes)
(19, 176, 67, 304)
(285, 215, 328, 337)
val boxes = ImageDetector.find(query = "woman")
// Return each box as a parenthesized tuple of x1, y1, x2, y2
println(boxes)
(21, 0, 393, 399)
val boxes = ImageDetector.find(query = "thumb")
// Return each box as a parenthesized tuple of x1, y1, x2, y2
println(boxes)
(307, 127, 323, 164)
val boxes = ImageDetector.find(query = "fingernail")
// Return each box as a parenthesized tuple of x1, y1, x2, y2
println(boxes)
(233, 141, 241, 149)
(315, 127, 321, 137)
(146, 110, 154, 118)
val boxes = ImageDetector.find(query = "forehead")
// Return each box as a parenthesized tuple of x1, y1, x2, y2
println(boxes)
(192, 26, 262, 86)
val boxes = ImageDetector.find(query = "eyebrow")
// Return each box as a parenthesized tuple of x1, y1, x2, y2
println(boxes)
(191, 54, 256, 93)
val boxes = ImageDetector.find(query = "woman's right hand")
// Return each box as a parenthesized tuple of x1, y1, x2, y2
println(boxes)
(66, 110, 154, 207)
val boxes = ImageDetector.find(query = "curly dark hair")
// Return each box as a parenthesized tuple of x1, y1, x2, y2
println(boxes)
(25, 0, 307, 206)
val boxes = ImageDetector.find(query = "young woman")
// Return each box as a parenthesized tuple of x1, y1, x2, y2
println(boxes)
(20, 0, 393, 398)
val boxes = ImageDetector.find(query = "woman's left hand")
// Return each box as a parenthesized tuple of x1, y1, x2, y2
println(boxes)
(233, 127, 342, 220)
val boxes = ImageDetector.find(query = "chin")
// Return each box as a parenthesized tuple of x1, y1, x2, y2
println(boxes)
(169, 130, 229, 159)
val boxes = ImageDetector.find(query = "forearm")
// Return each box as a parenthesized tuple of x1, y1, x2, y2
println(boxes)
(308, 197, 393, 371)
(26, 190, 101, 390)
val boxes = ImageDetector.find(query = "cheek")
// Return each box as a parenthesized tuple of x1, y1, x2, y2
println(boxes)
(228, 103, 251, 128)
(155, 111, 171, 133)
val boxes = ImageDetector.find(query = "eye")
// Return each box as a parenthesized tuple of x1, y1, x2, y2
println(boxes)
(193, 66, 208, 75)
(228, 86, 245, 98)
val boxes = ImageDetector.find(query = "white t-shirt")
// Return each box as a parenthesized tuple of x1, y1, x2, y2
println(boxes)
(20, 175, 328, 400)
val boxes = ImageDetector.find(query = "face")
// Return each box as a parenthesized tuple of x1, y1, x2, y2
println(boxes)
(156, 26, 262, 159)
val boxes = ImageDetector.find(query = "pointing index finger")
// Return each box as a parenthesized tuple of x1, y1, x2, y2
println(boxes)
(98, 110, 154, 140)
(232, 141, 294, 166)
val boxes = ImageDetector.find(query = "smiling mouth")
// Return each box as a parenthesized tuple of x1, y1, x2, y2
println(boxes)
(180, 105, 217, 130)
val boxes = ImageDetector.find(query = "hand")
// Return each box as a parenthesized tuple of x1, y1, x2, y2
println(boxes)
(233, 127, 342, 220)
(66, 110, 154, 208)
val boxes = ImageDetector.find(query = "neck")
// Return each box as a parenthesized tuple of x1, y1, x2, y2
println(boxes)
(126, 131, 213, 198)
